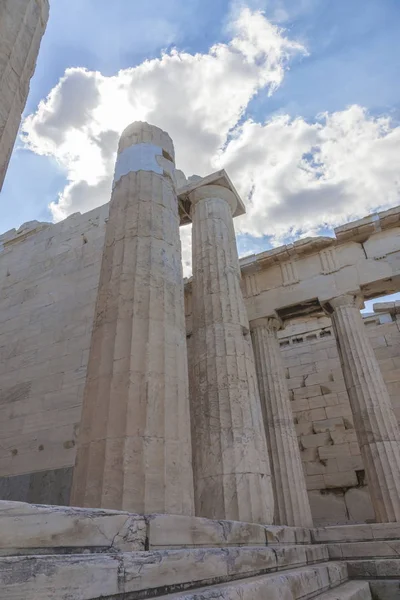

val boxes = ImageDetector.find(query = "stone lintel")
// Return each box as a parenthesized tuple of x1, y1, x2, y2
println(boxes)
(373, 301, 400, 315)
(177, 169, 245, 225)
(239, 237, 334, 274)
(249, 315, 282, 331)
(276, 299, 323, 321)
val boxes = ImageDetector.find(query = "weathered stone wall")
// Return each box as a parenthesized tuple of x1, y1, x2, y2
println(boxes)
(0, 205, 108, 502)
(278, 310, 400, 525)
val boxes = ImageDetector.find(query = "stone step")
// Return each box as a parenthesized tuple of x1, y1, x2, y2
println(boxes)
(0, 545, 332, 599)
(0, 501, 311, 556)
(368, 580, 400, 600)
(315, 581, 372, 599)
(155, 562, 348, 600)
(346, 558, 400, 579)
(312, 523, 400, 544)
(327, 540, 400, 560)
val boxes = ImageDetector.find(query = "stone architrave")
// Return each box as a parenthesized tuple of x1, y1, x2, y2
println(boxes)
(324, 293, 400, 522)
(188, 180, 274, 524)
(250, 317, 313, 528)
(0, 0, 49, 190)
(70, 122, 194, 516)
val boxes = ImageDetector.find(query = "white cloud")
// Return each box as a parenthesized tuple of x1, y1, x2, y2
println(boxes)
(22, 8, 305, 218)
(22, 7, 400, 275)
(220, 105, 400, 243)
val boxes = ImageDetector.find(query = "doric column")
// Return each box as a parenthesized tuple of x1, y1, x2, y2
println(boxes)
(250, 317, 313, 527)
(71, 122, 194, 515)
(189, 182, 274, 524)
(324, 293, 400, 522)
(0, 0, 49, 190)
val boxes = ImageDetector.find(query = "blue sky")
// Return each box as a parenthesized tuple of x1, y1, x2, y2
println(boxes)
(1, 0, 400, 298)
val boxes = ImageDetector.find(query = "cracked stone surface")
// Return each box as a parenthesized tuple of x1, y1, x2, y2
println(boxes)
(0, 551, 349, 600)
(70, 122, 194, 515)
(189, 183, 274, 524)
(0, 500, 146, 554)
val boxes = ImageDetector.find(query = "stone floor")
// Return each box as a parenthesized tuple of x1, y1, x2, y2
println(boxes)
(0, 501, 398, 599)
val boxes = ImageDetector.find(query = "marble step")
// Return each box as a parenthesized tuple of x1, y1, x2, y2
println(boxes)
(346, 558, 400, 579)
(0, 545, 332, 600)
(0, 500, 311, 555)
(327, 540, 400, 560)
(315, 581, 372, 599)
(312, 524, 400, 544)
(154, 562, 349, 600)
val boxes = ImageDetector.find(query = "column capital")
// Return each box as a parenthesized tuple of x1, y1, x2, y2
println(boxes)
(321, 293, 364, 314)
(189, 184, 238, 216)
(177, 169, 246, 221)
(250, 316, 282, 333)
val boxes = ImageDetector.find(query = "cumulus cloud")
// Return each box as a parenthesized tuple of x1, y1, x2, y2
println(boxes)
(22, 8, 400, 274)
(22, 8, 305, 218)
(219, 105, 400, 243)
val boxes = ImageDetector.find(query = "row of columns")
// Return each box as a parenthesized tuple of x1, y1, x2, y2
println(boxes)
(72, 122, 400, 525)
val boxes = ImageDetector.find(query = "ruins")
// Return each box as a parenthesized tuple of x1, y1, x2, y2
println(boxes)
(1, 1, 400, 599)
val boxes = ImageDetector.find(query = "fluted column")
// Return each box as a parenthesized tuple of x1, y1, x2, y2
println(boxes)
(190, 183, 274, 524)
(251, 317, 313, 527)
(0, 0, 49, 190)
(71, 122, 194, 515)
(324, 294, 400, 522)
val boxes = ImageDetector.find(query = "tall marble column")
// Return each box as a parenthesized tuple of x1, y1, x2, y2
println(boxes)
(250, 317, 313, 527)
(0, 0, 49, 190)
(189, 181, 274, 524)
(324, 294, 400, 522)
(71, 122, 194, 515)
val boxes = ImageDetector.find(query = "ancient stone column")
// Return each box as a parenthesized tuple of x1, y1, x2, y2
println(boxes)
(71, 122, 194, 515)
(250, 317, 313, 527)
(189, 181, 274, 524)
(324, 294, 400, 522)
(0, 0, 49, 190)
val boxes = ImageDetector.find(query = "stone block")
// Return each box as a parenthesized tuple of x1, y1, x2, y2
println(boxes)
(301, 448, 318, 462)
(301, 432, 331, 449)
(305, 460, 338, 476)
(344, 487, 375, 523)
(297, 408, 327, 423)
(296, 422, 314, 436)
(318, 444, 350, 460)
(287, 377, 304, 389)
(147, 514, 267, 548)
(308, 490, 348, 526)
(308, 395, 329, 409)
(323, 471, 358, 489)
(291, 399, 310, 412)
(289, 363, 317, 378)
(0, 548, 344, 600)
(294, 385, 323, 400)
(326, 404, 353, 419)
(0, 501, 147, 555)
(321, 381, 347, 394)
(313, 418, 344, 433)
(337, 456, 364, 472)
(331, 430, 358, 445)
(306, 475, 325, 490)
(0, 468, 73, 506)
(347, 559, 400, 579)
